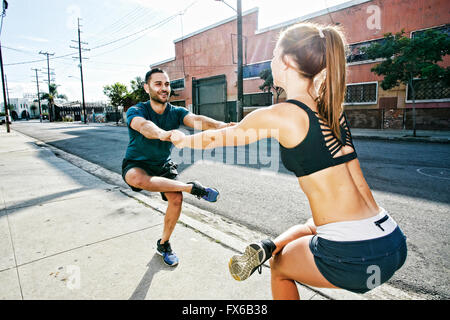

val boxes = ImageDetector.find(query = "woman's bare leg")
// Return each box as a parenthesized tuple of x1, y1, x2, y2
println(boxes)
(272, 218, 316, 255)
(270, 235, 337, 300)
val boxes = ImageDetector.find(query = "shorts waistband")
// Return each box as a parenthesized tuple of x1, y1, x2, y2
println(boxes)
(316, 207, 398, 242)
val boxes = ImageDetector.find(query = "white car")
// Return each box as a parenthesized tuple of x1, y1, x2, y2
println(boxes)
(0, 115, 12, 124)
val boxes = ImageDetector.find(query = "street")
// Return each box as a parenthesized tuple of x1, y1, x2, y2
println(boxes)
(9, 120, 450, 299)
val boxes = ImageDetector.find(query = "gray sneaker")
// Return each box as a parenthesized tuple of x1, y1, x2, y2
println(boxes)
(228, 239, 276, 281)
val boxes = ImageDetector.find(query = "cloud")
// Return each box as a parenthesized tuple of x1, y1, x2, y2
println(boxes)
(19, 36, 49, 43)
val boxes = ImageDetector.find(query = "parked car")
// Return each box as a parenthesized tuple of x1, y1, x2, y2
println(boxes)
(0, 115, 12, 124)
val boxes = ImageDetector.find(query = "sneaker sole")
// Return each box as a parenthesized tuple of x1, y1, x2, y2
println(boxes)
(228, 244, 265, 281)
(156, 250, 179, 267)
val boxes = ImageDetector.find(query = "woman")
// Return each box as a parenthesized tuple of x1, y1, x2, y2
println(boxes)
(170, 23, 407, 299)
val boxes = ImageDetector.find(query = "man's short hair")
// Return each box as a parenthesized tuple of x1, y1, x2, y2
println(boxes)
(145, 68, 167, 84)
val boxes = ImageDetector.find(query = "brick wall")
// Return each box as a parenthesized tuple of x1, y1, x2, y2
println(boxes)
(405, 108, 450, 130)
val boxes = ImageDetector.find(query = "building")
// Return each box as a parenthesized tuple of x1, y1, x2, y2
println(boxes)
(151, 0, 449, 130)
(1, 97, 34, 120)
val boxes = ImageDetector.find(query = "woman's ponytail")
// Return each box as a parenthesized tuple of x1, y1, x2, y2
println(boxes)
(317, 27, 347, 140)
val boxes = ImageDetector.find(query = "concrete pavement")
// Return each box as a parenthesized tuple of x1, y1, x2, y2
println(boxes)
(0, 127, 425, 300)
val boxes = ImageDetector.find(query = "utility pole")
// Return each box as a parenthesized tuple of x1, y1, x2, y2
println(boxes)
(39, 51, 54, 121)
(31, 68, 42, 123)
(236, 0, 243, 122)
(4, 73, 10, 106)
(214, 0, 244, 122)
(70, 18, 89, 124)
(0, 1, 9, 132)
(0, 42, 10, 132)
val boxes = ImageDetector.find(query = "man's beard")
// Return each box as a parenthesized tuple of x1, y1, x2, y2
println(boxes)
(150, 91, 169, 104)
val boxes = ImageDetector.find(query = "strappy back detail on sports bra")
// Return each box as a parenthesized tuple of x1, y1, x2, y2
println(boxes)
(279, 99, 357, 177)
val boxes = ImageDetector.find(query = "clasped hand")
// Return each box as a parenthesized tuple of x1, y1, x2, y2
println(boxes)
(169, 129, 186, 148)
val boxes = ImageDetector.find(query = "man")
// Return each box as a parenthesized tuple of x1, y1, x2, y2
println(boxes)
(122, 68, 233, 267)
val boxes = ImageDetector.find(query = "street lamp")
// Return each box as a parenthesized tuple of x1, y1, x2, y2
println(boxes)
(215, 0, 243, 122)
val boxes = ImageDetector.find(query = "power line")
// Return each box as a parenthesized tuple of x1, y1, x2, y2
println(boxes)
(90, 0, 197, 50)
(98, 8, 155, 39)
(4, 52, 76, 66)
(90, 12, 180, 51)
(1, 45, 38, 55)
(87, 5, 143, 41)
(4, 13, 180, 65)
(4, 1, 198, 67)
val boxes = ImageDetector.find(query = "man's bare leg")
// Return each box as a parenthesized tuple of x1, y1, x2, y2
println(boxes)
(160, 192, 183, 243)
(125, 167, 193, 193)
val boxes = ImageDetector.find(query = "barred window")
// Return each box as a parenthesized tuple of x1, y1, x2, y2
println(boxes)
(412, 24, 450, 38)
(170, 78, 185, 90)
(345, 83, 378, 104)
(243, 92, 272, 107)
(407, 79, 450, 101)
(347, 38, 385, 64)
(243, 61, 271, 79)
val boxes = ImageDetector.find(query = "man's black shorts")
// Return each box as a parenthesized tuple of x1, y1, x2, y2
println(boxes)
(122, 159, 178, 201)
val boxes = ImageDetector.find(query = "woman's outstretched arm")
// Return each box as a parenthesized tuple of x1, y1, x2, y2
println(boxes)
(171, 106, 284, 150)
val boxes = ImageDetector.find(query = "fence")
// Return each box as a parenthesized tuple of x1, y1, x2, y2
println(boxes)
(55, 105, 122, 123)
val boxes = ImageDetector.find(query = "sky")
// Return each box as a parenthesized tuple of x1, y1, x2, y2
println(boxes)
(1, 0, 350, 102)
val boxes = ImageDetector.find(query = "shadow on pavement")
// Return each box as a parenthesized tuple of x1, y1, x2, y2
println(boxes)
(128, 253, 177, 300)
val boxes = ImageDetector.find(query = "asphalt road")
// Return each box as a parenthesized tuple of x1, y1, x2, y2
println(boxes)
(10, 120, 450, 299)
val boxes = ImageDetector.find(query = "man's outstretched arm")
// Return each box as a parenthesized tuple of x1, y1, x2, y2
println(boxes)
(130, 116, 172, 141)
(183, 113, 236, 131)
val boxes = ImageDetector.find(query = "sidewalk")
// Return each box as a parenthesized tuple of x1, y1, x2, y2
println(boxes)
(0, 128, 421, 300)
(351, 128, 450, 143)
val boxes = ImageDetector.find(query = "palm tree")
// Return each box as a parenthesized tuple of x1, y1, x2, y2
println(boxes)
(40, 84, 66, 121)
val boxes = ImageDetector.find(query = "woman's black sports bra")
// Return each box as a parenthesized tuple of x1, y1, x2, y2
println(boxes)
(280, 99, 357, 177)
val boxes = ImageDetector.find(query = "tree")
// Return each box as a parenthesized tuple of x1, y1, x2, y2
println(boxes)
(259, 68, 284, 103)
(121, 77, 147, 108)
(364, 29, 450, 136)
(40, 83, 67, 122)
(130, 77, 148, 102)
(30, 105, 37, 117)
(103, 82, 129, 124)
(103, 82, 129, 107)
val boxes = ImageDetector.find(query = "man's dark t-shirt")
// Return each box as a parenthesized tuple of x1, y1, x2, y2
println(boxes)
(124, 101, 189, 166)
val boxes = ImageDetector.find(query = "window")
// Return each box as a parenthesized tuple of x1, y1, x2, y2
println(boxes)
(170, 100, 186, 108)
(170, 78, 185, 90)
(243, 92, 272, 107)
(243, 61, 271, 79)
(346, 38, 385, 64)
(407, 78, 450, 102)
(412, 24, 450, 39)
(344, 82, 378, 104)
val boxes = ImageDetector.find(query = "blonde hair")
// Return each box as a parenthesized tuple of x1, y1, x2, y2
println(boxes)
(277, 23, 347, 139)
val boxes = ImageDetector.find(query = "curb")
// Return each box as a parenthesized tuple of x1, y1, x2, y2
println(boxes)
(13, 128, 425, 300)
(352, 134, 449, 144)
